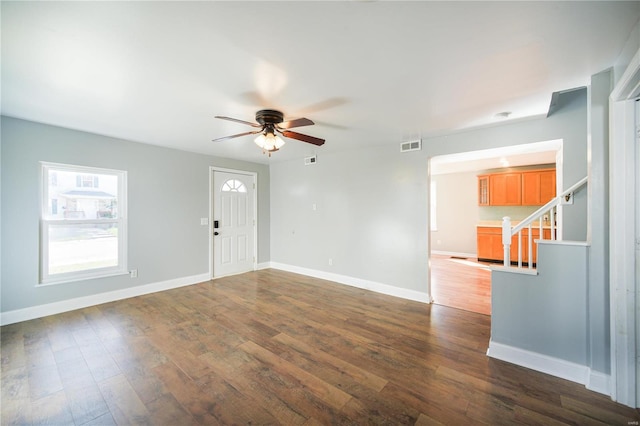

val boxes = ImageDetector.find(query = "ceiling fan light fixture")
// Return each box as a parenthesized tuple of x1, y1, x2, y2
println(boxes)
(213, 109, 324, 152)
(254, 131, 285, 153)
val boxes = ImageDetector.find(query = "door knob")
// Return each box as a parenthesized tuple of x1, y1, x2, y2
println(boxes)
(214, 232, 219, 236)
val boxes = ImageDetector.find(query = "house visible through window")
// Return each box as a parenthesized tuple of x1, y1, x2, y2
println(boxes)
(78, 174, 99, 188)
(40, 162, 127, 284)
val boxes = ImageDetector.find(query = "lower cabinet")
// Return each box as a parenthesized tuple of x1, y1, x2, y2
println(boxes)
(477, 226, 552, 264)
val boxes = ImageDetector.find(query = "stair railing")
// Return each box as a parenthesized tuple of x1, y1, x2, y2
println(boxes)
(502, 176, 588, 269)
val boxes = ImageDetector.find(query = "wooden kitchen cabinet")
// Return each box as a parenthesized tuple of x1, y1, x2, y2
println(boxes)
(522, 170, 556, 205)
(478, 175, 489, 206)
(489, 173, 522, 206)
(477, 226, 553, 265)
(477, 227, 509, 262)
(478, 168, 555, 206)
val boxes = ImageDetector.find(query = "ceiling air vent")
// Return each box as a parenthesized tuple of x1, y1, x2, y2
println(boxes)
(304, 155, 317, 165)
(400, 139, 421, 153)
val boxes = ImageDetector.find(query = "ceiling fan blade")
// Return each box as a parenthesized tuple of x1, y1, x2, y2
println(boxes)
(280, 130, 325, 146)
(278, 117, 314, 129)
(212, 130, 261, 143)
(214, 116, 261, 128)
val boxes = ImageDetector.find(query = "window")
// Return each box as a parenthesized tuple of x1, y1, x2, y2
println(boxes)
(40, 162, 127, 284)
(221, 179, 247, 193)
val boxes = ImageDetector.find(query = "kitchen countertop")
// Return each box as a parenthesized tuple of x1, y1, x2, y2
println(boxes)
(477, 220, 554, 228)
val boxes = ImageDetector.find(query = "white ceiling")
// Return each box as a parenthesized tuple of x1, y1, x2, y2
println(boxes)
(2, 1, 639, 164)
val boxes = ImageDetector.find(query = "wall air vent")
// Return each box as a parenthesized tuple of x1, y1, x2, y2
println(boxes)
(400, 139, 421, 153)
(304, 155, 317, 165)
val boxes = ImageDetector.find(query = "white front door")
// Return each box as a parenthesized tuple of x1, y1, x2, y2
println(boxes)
(213, 170, 256, 278)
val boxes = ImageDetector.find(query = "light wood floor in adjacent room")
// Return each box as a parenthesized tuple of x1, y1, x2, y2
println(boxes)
(2, 269, 638, 425)
(430, 254, 492, 316)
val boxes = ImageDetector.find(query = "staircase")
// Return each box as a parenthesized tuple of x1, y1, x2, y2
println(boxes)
(488, 175, 598, 392)
(499, 176, 588, 272)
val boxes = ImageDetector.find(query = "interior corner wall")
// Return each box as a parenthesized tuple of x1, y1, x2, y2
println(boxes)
(0, 116, 270, 314)
(431, 171, 479, 255)
(269, 90, 588, 296)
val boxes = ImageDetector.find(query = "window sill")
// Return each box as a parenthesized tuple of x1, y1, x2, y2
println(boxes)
(38, 269, 129, 287)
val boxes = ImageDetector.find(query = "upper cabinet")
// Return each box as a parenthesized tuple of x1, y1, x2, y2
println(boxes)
(478, 175, 489, 206)
(478, 168, 556, 206)
(489, 172, 522, 206)
(522, 170, 556, 205)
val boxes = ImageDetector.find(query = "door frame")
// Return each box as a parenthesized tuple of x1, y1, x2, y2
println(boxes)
(609, 46, 640, 407)
(209, 166, 258, 279)
(427, 140, 563, 309)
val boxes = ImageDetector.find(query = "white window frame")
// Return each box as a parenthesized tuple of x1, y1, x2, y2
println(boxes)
(40, 162, 128, 285)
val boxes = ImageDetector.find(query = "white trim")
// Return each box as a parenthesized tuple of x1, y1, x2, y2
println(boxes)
(268, 262, 431, 304)
(39, 162, 128, 285)
(487, 340, 611, 396)
(611, 47, 640, 101)
(257, 262, 271, 270)
(430, 250, 477, 259)
(0, 273, 210, 326)
(487, 341, 589, 386)
(536, 240, 590, 247)
(587, 370, 612, 396)
(609, 46, 640, 408)
(209, 167, 258, 280)
(489, 265, 538, 276)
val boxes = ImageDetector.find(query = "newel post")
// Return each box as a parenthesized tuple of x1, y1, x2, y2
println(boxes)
(502, 216, 511, 267)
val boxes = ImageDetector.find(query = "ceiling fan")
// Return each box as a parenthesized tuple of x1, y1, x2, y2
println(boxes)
(212, 109, 325, 156)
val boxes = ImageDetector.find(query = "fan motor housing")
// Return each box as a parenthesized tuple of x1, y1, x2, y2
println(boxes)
(256, 109, 284, 125)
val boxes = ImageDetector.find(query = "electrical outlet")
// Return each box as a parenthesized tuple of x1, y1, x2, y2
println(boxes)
(130, 269, 138, 278)
(328, 258, 333, 266)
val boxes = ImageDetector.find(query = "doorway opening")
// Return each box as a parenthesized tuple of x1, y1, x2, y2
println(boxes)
(428, 139, 562, 315)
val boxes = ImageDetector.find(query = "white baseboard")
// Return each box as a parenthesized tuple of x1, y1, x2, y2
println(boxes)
(487, 340, 611, 396)
(268, 262, 431, 304)
(0, 273, 210, 326)
(256, 262, 271, 270)
(431, 250, 477, 258)
(586, 370, 611, 396)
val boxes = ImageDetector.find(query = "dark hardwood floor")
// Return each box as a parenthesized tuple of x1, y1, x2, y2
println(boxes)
(430, 254, 492, 316)
(2, 269, 638, 425)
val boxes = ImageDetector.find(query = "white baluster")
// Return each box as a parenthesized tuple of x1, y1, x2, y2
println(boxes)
(502, 216, 511, 267)
(527, 224, 533, 269)
(517, 230, 522, 268)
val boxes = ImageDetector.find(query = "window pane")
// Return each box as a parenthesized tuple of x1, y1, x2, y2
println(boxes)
(46, 169, 118, 220)
(48, 223, 118, 275)
(221, 179, 247, 193)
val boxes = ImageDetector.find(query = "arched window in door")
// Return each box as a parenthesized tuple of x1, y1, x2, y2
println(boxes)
(221, 179, 247, 193)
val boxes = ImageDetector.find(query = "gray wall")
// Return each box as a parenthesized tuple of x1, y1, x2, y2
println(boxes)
(270, 144, 429, 292)
(1, 116, 270, 312)
(270, 89, 588, 295)
(491, 242, 588, 364)
(588, 69, 612, 375)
